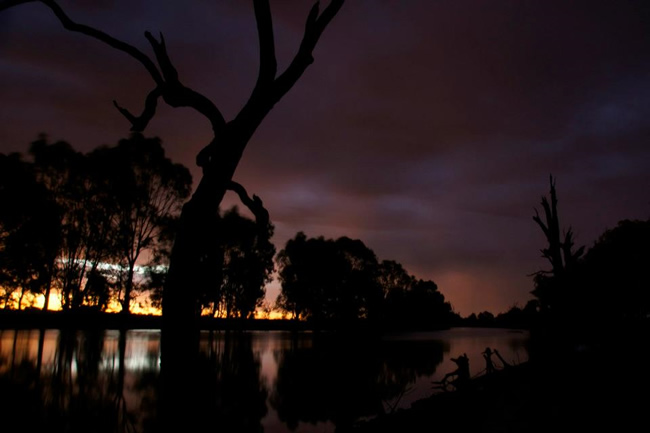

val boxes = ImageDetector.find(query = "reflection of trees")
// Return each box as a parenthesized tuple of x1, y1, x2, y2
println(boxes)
(0, 329, 146, 432)
(111, 330, 138, 432)
(127, 333, 163, 433)
(144, 331, 268, 432)
(47, 329, 138, 432)
(133, 368, 161, 433)
(377, 340, 444, 412)
(1, 330, 271, 432)
(0, 356, 47, 432)
(194, 331, 269, 432)
(270, 334, 444, 430)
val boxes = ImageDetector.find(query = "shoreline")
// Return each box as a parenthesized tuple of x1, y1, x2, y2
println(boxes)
(0, 309, 308, 331)
(0, 309, 460, 333)
(350, 333, 649, 432)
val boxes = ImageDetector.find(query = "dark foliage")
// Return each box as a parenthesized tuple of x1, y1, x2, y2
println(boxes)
(531, 175, 650, 346)
(0, 152, 61, 309)
(197, 206, 276, 319)
(0, 135, 191, 312)
(277, 232, 453, 329)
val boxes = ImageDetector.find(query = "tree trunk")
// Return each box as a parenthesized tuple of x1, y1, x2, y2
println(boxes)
(42, 257, 56, 311)
(18, 286, 25, 310)
(43, 279, 52, 311)
(159, 164, 233, 430)
(161, 149, 235, 345)
(121, 261, 136, 315)
(0, 0, 344, 426)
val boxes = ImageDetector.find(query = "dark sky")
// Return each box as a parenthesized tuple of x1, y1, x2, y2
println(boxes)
(1, 0, 649, 315)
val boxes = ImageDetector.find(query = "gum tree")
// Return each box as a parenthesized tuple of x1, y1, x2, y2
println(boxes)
(0, 1, 345, 336)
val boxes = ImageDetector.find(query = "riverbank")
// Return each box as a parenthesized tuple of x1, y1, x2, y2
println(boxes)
(0, 309, 458, 333)
(350, 333, 649, 432)
(0, 309, 312, 331)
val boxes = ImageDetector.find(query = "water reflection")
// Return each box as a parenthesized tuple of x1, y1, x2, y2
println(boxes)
(0, 328, 528, 433)
(195, 331, 268, 432)
(270, 334, 445, 431)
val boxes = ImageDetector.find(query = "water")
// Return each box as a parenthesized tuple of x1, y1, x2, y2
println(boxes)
(0, 327, 528, 432)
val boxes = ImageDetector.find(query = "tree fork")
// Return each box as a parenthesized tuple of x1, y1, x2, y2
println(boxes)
(2, 4, 344, 418)
(1, 0, 345, 322)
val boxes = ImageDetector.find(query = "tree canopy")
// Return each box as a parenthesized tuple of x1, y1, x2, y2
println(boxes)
(0, 152, 61, 309)
(277, 232, 453, 329)
(531, 176, 650, 341)
(91, 134, 192, 314)
(581, 219, 650, 324)
(0, 135, 191, 312)
(198, 206, 276, 319)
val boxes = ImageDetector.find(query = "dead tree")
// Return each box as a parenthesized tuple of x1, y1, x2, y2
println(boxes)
(533, 175, 584, 276)
(0, 1, 345, 335)
(532, 175, 584, 311)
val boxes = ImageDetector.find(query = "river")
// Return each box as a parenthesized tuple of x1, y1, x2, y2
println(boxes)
(0, 327, 529, 432)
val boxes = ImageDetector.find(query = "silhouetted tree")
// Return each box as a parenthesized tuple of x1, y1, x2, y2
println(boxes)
(378, 261, 414, 293)
(1, 2, 345, 426)
(142, 213, 179, 311)
(336, 236, 383, 322)
(82, 270, 112, 312)
(531, 175, 584, 317)
(0, 152, 61, 309)
(1, 0, 346, 327)
(529, 177, 650, 346)
(29, 137, 112, 310)
(378, 260, 452, 330)
(277, 233, 452, 329)
(376, 260, 414, 322)
(26, 136, 181, 311)
(581, 219, 650, 324)
(198, 205, 275, 319)
(2, 135, 191, 312)
(477, 310, 495, 324)
(91, 134, 192, 314)
(495, 300, 540, 328)
(408, 279, 453, 328)
(277, 232, 381, 325)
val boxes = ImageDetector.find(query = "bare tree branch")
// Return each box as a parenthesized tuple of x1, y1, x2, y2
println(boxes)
(273, 0, 344, 100)
(540, 197, 553, 234)
(3, 0, 227, 134)
(236, 0, 344, 130)
(142, 31, 226, 134)
(145, 31, 179, 83)
(253, 0, 277, 89)
(532, 208, 550, 239)
(113, 87, 162, 132)
(227, 180, 270, 229)
(3, 0, 164, 85)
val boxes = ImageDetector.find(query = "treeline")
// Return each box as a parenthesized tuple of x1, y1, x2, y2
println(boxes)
(0, 134, 191, 313)
(275, 232, 457, 329)
(1, 135, 457, 330)
(529, 177, 650, 344)
(468, 178, 650, 334)
(15, 138, 645, 335)
(0, 135, 275, 319)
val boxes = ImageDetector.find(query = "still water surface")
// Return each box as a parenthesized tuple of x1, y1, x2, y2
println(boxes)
(0, 327, 528, 432)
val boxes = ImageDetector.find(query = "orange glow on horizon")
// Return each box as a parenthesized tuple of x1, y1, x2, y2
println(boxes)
(2, 289, 288, 319)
